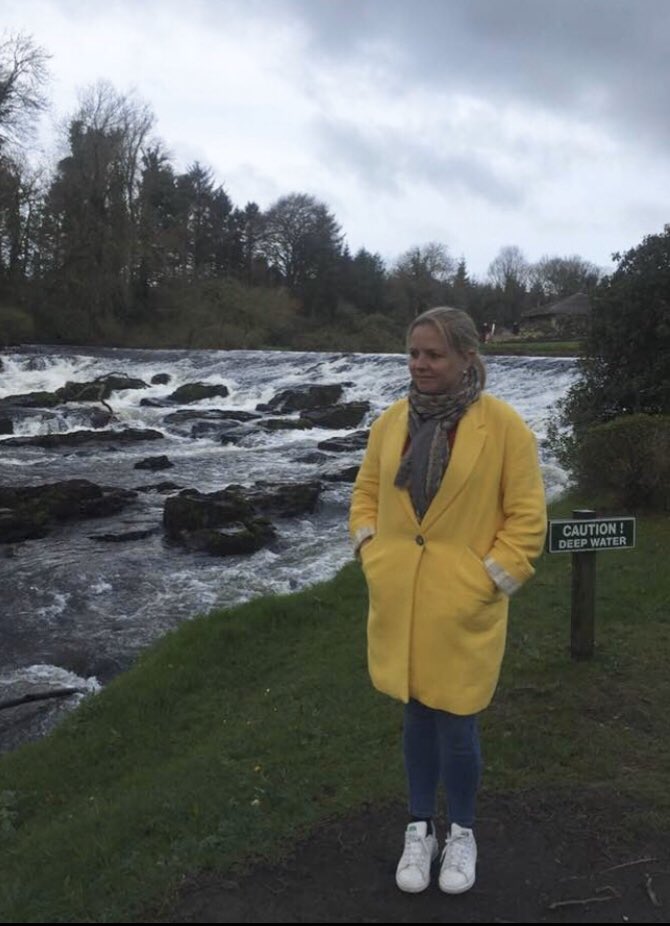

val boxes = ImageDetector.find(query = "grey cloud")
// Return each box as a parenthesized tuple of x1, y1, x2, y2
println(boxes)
(415, 146, 523, 208)
(283, 0, 670, 151)
(313, 118, 401, 194)
(313, 116, 522, 207)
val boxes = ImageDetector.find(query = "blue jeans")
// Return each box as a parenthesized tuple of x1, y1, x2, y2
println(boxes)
(403, 698, 482, 828)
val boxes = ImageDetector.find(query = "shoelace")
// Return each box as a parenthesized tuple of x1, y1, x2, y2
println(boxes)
(441, 833, 474, 872)
(401, 833, 430, 868)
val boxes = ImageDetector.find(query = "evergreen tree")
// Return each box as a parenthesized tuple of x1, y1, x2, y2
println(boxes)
(450, 258, 471, 311)
(347, 247, 387, 314)
(237, 201, 266, 284)
(135, 144, 180, 308)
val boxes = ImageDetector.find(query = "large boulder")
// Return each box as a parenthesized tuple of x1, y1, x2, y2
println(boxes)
(0, 428, 164, 449)
(177, 520, 276, 556)
(151, 373, 171, 385)
(0, 391, 61, 409)
(163, 487, 276, 557)
(162, 480, 321, 557)
(56, 375, 148, 402)
(0, 507, 49, 543)
(259, 384, 344, 413)
(166, 383, 229, 403)
(230, 481, 322, 518)
(0, 480, 137, 543)
(300, 401, 369, 429)
(317, 430, 370, 453)
(134, 455, 174, 471)
(164, 487, 253, 537)
(322, 466, 360, 483)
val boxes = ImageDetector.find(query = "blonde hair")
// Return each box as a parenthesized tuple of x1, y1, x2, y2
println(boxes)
(407, 306, 487, 388)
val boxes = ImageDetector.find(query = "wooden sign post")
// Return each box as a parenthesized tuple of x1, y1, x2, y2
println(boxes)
(546, 510, 636, 660)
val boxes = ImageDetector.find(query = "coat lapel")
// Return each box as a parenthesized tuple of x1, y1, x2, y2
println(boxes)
(391, 402, 420, 526)
(420, 397, 487, 531)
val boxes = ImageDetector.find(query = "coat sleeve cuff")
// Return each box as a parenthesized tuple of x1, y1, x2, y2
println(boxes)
(352, 525, 375, 557)
(484, 555, 522, 596)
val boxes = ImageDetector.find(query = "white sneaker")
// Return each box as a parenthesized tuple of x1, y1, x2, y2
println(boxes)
(438, 822, 477, 894)
(395, 821, 438, 893)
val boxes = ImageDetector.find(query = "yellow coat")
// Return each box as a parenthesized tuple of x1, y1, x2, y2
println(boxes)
(349, 392, 547, 715)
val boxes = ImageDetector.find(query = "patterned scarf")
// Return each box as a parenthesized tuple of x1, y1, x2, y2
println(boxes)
(394, 366, 482, 521)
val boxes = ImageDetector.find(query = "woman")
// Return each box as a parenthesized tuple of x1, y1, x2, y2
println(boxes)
(349, 307, 546, 895)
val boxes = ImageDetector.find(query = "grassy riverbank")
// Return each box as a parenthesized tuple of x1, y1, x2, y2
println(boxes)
(1, 497, 669, 922)
(481, 339, 582, 356)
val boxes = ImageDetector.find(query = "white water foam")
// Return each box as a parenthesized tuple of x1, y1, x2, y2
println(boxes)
(0, 663, 100, 694)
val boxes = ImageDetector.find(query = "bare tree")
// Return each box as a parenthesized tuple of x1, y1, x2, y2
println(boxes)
(0, 32, 50, 151)
(259, 192, 343, 317)
(391, 241, 456, 317)
(529, 254, 602, 300)
(395, 242, 455, 284)
(487, 245, 529, 291)
(39, 82, 156, 334)
(69, 81, 156, 296)
(73, 80, 155, 221)
(260, 193, 342, 286)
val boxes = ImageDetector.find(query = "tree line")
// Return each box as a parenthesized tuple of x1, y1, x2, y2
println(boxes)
(1, 32, 603, 351)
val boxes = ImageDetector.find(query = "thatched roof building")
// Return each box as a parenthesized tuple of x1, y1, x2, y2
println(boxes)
(521, 292, 591, 337)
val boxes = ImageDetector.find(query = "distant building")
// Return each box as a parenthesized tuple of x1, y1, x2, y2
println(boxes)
(521, 292, 591, 339)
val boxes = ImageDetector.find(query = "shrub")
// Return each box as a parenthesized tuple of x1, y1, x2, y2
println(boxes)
(575, 414, 670, 510)
(562, 226, 670, 432)
(549, 225, 670, 512)
(0, 305, 35, 345)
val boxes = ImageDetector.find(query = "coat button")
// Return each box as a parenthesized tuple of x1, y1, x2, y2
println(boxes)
(415, 535, 425, 546)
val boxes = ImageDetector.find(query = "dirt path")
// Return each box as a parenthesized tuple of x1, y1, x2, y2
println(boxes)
(162, 789, 669, 924)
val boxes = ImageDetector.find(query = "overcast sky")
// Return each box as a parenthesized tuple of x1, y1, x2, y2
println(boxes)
(4, 0, 670, 278)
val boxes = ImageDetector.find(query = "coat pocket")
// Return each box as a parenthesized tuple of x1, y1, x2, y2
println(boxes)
(359, 534, 377, 571)
(458, 547, 499, 603)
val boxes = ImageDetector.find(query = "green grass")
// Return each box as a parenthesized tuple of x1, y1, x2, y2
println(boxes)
(1, 499, 669, 921)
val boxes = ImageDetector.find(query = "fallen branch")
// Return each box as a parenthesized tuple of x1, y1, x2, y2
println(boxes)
(548, 885, 619, 910)
(645, 873, 661, 907)
(71, 376, 117, 418)
(0, 687, 85, 712)
(600, 856, 657, 873)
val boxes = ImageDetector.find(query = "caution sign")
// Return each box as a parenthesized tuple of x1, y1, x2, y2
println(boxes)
(547, 517, 636, 553)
